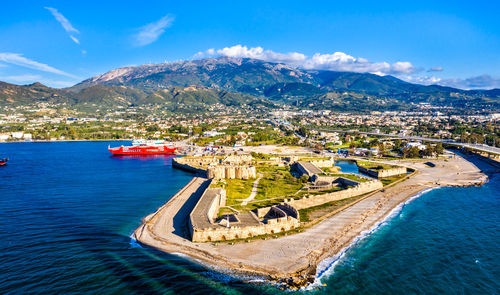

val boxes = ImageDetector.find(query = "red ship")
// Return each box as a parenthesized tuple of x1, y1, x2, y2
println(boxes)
(108, 140, 179, 156)
(0, 158, 8, 166)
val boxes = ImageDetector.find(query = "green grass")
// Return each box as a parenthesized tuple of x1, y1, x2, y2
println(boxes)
(356, 160, 395, 170)
(224, 178, 255, 206)
(299, 194, 368, 222)
(255, 166, 303, 201)
(327, 173, 369, 183)
(380, 174, 407, 186)
(298, 156, 330, 161)
(219, 165, 304, 212)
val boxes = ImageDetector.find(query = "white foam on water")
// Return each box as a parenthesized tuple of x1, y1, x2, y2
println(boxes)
(304, 187, 438, 291)
(129, 234, 143, 249)
(170, 252, 270, 285)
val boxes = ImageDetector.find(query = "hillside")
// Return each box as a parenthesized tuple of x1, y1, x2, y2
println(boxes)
(1, 57, 499, 113)
(71, 57, 500, 109)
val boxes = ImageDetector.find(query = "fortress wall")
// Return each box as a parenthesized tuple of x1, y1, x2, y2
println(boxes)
(289, 180, 383, 210)
(295, 162, 309, 177)
(378, 167, 407, 178)
(223, 154, 253, 164)
(172, 158, 208, 176)
(358, 166, 407, 178)
(206, 165, 256, 180)
(256, 207, 272, 218)
(276, 203, 299, 219)
(206, 191, 220, 223)
(336, 177, 360, 187)
(191, 216, 300, 242)
(176, 157, 219, 166)
(311, 175, 338, 183)
(309, 157, 335, 168)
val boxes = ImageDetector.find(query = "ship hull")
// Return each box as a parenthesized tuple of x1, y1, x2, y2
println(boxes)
(108, 145, 178, 155)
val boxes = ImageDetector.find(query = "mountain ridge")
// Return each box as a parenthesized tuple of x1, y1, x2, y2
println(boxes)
(1, 57, 499, 113)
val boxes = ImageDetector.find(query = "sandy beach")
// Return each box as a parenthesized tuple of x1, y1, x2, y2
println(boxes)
(134, 152, 491, 286)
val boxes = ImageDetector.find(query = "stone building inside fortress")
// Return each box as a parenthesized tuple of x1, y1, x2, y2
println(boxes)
(173, 154, 257, 180)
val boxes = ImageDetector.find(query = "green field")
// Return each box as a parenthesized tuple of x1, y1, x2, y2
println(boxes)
(218, 165, 304, 212)
(356, 160, 396, 170)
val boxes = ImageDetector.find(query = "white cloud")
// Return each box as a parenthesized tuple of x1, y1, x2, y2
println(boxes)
(69, 35, 80, 44)
(398, 74, 500, 90)
(45, 7, 81, 45)
(400, 75, 442, 85)
(439, 75, 500, 90)
(0, 74, 76, 88)
(0, 74, 42, 83)
(428, 66, 443, 72)
(134, 15, 175, 46)
(196, 45, 417, 75)
(0, 52, 78, 78)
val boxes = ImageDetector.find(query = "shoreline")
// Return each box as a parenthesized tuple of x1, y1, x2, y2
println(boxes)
(133, 152, 491, 288)
(309, 186, 437, 289)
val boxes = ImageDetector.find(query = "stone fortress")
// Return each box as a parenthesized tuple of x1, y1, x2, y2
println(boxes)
(171, 153, 401, 243)
(173, 154, 256, 180)
(357, 165, 407, 178)
(189, 183, 301, 242)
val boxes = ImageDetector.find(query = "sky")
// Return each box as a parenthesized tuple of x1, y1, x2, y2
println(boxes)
(1, 0, 499, 89)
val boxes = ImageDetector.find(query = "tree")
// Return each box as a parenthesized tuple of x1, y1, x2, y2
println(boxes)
(297, 127, 309, 138)
(435, 143, 444, 154)
(422, 144, 434, 157)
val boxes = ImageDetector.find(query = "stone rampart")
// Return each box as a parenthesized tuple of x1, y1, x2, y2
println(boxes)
(191, 216, 300, 242)
(176, 156, 219, 166)
(309, 157, 335, 168)
(336, 177, 360, 187)
(295, 161, 323, 177)
(358, 165, 407, 178)
(207, 165, 256, 179)
(172, 158, 207, 175)
(223, 154, 253, 164)
(288, 179, 383, 210)
(191, 191, 300, 242)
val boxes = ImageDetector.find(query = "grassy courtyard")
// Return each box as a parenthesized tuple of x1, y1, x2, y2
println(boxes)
(216, 165, 304, 213)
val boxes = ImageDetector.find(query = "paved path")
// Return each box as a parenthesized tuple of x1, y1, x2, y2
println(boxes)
(241, 173, 263, 205)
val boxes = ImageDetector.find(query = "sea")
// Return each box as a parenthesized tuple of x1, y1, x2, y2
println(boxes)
(0, 141, 498, 294)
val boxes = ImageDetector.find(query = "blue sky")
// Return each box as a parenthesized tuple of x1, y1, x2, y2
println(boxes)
(1, 0, 499, 89)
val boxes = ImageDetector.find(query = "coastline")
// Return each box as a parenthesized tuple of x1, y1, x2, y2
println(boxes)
(310, 186, 438, 289)
(133, 152, 491, 288)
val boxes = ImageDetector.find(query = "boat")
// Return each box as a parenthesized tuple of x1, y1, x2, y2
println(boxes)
(108, 140, 179, 155)
(0, 158, 8, 166)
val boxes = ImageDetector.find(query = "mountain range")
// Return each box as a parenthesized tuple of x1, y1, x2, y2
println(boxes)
(1, 57, 499, 113)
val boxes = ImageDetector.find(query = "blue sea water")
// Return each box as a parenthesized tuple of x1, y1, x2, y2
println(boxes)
(334, 160, 359, 174)
(0, 142, 499, 294)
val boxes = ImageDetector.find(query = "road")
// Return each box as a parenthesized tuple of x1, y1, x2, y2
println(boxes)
(313, 128, 500, 155)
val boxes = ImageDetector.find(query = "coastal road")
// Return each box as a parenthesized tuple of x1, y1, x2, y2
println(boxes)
(313, 128, 500, 156)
